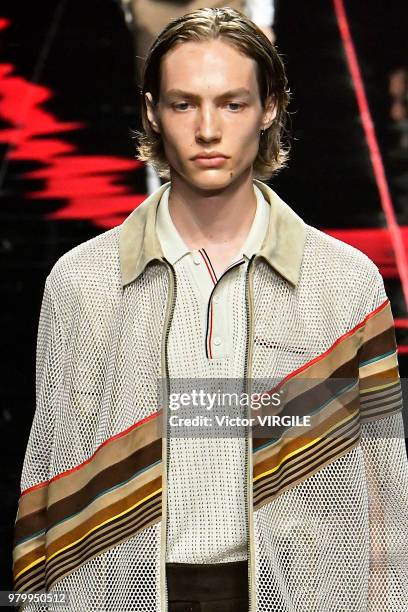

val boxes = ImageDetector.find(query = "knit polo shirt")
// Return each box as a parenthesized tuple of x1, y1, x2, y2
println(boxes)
(156, 183, 270, 564)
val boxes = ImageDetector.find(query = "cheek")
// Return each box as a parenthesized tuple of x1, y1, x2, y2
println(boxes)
(233, 130, 261, 160)
(162, 123, 191, 153)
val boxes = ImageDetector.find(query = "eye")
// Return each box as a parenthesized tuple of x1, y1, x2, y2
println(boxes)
(227, 103, 245, 111)
(172, 102, 192, 111)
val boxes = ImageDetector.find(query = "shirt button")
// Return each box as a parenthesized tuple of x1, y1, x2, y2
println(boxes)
(193, 257, 201, 265)
(213, 337, 222, 346)
(213, 295, 219, 303)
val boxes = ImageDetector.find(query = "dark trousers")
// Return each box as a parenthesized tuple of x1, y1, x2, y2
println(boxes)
(166, 560, 249, 612)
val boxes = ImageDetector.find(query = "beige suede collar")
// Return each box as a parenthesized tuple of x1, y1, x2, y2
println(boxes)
(119, 179, 306, 287)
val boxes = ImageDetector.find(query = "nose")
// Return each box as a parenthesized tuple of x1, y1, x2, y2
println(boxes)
(195, 104, 221, 142)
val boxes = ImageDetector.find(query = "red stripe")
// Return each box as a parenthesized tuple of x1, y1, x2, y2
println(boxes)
(333, 0, 408, 310)
(259, 297, 390, 400)
(20, 410, 160, 496)
(208, 301, 213, 359)
(199, 249, 217, 284)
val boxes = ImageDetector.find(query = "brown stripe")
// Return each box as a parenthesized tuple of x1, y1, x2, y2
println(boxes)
(359, 366, 399, 390)
(254, 434, 360, 510)
(15, 438, 162, 542)
(253, 390, 359, 455)
(45, 499, 161, 589)
(47, 438, 161, 527)
(13, 541, 45, 582)
(359, 326, 396, 364)
(46, 475, 161, 558)
(254, 423, 360, 508)
(14, 559, 46, 593)
(254, 416, 359, 497)
(14, 506, 47, 547)
(252, 356, 358, 448)
(17, 412, 162, 521)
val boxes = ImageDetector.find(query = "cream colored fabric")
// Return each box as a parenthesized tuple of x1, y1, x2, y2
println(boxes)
(15, 179, 408, 611)
(156, 183, 270, 359)
(156, 184, 269, 562)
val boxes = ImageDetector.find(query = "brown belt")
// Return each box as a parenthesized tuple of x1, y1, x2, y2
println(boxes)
(166, 560, 249, 611)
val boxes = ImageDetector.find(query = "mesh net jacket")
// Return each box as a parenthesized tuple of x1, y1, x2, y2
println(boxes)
(12, 182, 408, 611)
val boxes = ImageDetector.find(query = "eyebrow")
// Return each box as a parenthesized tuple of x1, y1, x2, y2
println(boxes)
(164, 88, 252, 100)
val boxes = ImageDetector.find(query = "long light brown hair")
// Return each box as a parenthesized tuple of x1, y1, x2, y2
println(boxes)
(133, 6, 291, 180)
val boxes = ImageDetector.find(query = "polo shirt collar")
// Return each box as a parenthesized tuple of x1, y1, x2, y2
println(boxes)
(155, 183, 271, 266)
(119, 179, 306, 287)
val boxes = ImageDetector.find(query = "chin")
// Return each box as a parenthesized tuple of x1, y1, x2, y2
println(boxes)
(185, 169, 237, 191)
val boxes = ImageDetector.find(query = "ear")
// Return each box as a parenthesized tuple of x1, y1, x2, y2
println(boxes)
(261, 95, 278, 131)
(145, 92, 161, 134)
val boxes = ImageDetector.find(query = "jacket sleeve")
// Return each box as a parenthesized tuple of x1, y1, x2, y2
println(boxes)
(357, 265, 408, 610)
(12, 276, 66, 610)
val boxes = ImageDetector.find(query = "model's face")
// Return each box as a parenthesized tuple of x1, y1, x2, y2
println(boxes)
(145, 39, 276, 191)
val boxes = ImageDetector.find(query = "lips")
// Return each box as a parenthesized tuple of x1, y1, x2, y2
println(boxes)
(193, 156, 228, 167)
(192, 152, 228, 160)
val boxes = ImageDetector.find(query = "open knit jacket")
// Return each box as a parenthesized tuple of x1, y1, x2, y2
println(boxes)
(13, 179, 408, 611)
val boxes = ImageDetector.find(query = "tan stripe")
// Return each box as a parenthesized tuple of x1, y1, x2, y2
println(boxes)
(46, 461, 161, 546)
(13, 540, 45, 582)
(359, 366, 400, 392)
(17, 415, 161, 522)
(254, 417, 360, 495)
(45, 508, 161, 591)
(361, 302, 393, 343)
(253, 386, 359, 471)
(46, 497, 161, 584)
(16, 484, 48, 520)
(46, 476, 161, 559)
(13, 530, 46, 572)
(253, 428, 360, 510)
(359, 351, 398, 378)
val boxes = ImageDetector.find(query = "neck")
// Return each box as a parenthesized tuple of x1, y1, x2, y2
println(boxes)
(167, 169, 257, 256)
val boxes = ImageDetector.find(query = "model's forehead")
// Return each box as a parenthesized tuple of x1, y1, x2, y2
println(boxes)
(160, 39, 256, 93)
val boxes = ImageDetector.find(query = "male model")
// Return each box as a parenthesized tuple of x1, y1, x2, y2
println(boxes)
(13, 7, 408, 612)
